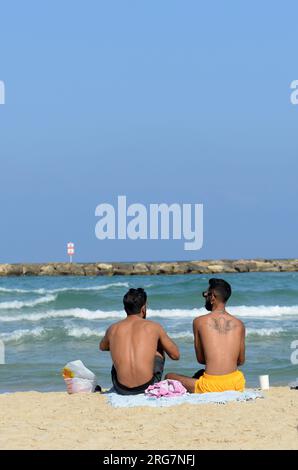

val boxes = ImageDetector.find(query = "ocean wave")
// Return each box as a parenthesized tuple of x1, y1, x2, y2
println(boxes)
(66, 327, 106, 338)
(0, 282, 129, 295)
(0, 326, 106, 343)
(0, 327, 46, 342)
(230, 305, 298, 317)
(0, 327, 192, 343)
(160, 305, 298, 319)
(171, 331, 193, 340)
(0, 308, 123, 322)
(246, 327, 285, 337)
(1, 304, 298, 323)
(0, 294, 57, 310)
(1, 325, 289, 345)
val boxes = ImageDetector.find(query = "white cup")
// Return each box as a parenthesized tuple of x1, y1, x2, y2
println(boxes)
(259, 374, 270, 390)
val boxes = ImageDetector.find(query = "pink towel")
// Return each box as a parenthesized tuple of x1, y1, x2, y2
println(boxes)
(145, 379, 187, 398)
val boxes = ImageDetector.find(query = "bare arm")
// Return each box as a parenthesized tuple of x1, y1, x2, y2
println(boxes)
(99, 327, 111, 351)
(193, 318, 206, 364)
(158, 326, 180, 360)
(237, 324, 245, 366)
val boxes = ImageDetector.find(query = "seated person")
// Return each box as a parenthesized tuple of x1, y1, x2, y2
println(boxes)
(100, 288, 180, 395)
(166, 278, 246, 393)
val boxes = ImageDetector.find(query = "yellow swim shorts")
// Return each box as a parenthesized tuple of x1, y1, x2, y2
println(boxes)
(194, 370, 245, 394)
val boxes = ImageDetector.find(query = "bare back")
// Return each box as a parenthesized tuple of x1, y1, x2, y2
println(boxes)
(194, 312, 245, 375)
(107, 317, 164, 387)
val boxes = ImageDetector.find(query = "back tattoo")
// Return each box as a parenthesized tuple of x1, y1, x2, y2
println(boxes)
(208, 317, 237, 335)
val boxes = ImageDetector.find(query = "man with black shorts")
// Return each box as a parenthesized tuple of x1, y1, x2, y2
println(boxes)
(100, 288, 180, 395)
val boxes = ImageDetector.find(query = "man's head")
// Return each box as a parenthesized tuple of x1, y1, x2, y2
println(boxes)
(123, 288, 147, 317)
(202, 278, 232, 311)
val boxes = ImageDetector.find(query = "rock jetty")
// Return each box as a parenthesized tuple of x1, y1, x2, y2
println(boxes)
(0, 259, 297, 276)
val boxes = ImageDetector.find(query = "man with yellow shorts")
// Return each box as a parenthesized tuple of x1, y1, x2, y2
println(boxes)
(166, 278, 246, 393)
(194, 370, 245, 393)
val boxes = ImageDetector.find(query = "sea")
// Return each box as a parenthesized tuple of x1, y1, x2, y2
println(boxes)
(0, 272, 297, 392)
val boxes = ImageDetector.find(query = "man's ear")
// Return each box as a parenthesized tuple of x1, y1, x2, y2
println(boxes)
(141, 304, 146, 318)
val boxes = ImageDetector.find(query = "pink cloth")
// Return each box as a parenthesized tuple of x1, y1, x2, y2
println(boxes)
(145, 379, 187, 398)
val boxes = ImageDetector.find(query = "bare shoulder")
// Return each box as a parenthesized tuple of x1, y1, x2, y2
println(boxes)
(107, 319, 125, 333)
(225, 312, 245, 329)
(193, 314, 209, 327)
(144, 319, 162, 330)
(144, 319, 166, 335)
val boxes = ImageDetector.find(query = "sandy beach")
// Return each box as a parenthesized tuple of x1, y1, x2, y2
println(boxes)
(0, 387, 297, 450)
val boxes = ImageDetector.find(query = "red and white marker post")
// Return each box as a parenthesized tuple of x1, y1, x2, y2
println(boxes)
(67, 242, 75, 263)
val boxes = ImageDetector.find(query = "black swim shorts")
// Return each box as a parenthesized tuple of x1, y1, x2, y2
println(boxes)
(111, 355, 165, 395)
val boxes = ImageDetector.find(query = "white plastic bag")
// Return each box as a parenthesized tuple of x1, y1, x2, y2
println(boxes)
(62, 360, 97, 394)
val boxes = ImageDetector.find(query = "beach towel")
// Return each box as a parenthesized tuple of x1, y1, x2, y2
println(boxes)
(145, 379, 187, 398)
(105, 389, 263, 408)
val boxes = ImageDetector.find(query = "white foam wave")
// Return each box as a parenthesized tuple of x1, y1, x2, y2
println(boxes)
(0, 294, 57, 310)
(0, 308, 122, 322)
(0, 327, 46, 342)
(229, 305, 298, 318)
(154, 305, 298, 319)
(0, 282, 129, 295)
(67, 327, 106, 338)
(1, 325, 287, 345)
(148, 305, 298, 319)
(0, 326, 106, 343)
(246, 327, 285, 337)
(171, 331, 193, 340)
(0, 326, 192, 343)
(1, 305, 298, 323)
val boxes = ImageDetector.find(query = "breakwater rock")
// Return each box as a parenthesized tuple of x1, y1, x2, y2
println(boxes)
(0, 259, 297, 276)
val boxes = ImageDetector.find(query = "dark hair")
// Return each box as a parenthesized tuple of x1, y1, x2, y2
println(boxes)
(208, 278, 232, 303)
(123, 288, 147, 315)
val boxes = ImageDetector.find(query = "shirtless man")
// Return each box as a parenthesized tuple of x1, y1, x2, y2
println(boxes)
(166, 278, 246, 393)
(100, 288, 180, 395)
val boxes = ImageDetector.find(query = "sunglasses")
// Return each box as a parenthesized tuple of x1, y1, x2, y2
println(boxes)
(202, 290, 215, 298)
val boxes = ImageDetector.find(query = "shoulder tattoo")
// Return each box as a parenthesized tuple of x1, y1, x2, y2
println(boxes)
(208, 317, 237, 335)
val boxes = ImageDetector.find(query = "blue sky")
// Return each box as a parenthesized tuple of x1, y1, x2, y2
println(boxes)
(0, 1, 297, 262)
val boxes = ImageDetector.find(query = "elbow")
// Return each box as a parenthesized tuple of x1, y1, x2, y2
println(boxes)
(171, 350, 180, 361)
(196, 354, 205, 365)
